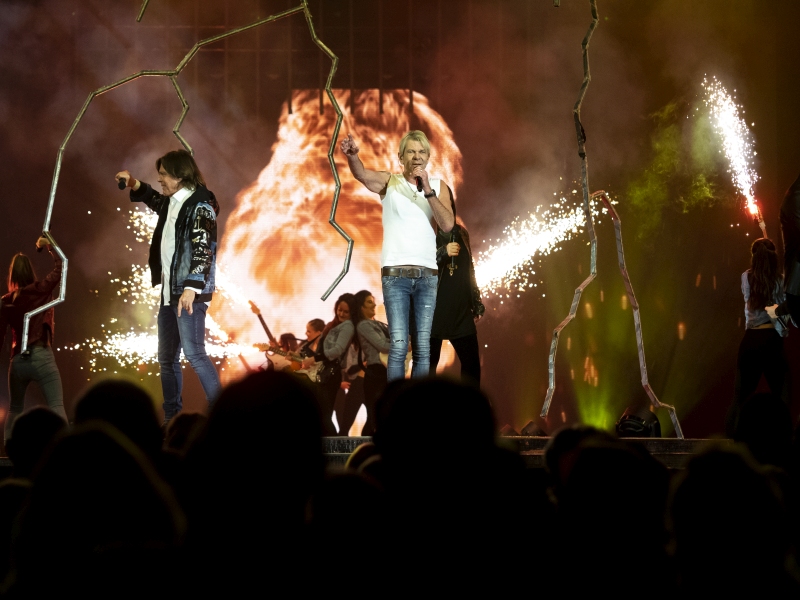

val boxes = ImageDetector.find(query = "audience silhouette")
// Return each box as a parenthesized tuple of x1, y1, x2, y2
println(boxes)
(0, 371, 797, 595)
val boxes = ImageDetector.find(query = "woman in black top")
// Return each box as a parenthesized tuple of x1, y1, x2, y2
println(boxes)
(430, 196, 485, 385)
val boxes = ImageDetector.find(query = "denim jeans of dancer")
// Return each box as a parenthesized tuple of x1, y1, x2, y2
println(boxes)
(158, 301, 222, 420)
(5, 346, 67, 442)
(382, 274, 438, 381)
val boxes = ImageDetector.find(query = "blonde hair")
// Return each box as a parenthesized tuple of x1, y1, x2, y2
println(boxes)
(398, 130, 431, 158)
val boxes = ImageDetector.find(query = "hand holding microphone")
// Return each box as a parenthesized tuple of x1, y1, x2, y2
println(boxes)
(115, 170, 137, 191)
(412, 166, 430, 194)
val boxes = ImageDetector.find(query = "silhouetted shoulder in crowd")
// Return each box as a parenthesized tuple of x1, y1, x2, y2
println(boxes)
(669, 442, 800, 595)
(177, 370, 324, 595)
(164, 411, 207, 455)
(544, 424, 672, 596)
(73, 378, 176, 482)
(372, 377, 542, 593)
(5, 407, 66, 479)
(5, 423, 185, 597)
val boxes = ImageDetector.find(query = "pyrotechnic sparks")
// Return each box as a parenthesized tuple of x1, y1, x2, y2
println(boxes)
(702, 76, 766, 235)
(474, 193, 610, 296)
(64, 205, 258, 371)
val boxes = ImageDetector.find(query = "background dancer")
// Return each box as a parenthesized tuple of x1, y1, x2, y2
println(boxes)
(727, 238, 789, 436)
(341, 130, 454, 381)
(430, 198, 485, 385)
(0, 236, 68, 444)
(314, 293, 356, 435)
(116, 150, 221, 424)
(353, 289, 390, 436)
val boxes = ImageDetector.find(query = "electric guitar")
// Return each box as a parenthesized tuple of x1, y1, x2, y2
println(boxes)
(253, 343, 324, 382)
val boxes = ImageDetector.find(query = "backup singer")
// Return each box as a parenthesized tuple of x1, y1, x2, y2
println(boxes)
(727, 238, 789, 436)
(341, 130, 454, 381)
(0, 237, 68, 444)
(116, 150, 221, 424)
(353, 290, 390, 436)
(430, 199, 485, 385)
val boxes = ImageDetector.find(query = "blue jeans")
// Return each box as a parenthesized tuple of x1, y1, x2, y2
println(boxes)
(5, 346, 67, 441)
(382, 274, 438, 381)
(158, 302, 221, 419)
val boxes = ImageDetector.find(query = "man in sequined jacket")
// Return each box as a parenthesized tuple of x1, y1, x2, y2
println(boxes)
(116, 150, 221, 423)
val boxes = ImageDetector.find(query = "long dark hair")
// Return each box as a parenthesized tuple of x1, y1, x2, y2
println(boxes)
(352, 290, 373, 329)
(320, 294, 356, 342)
(7, 253, 35, 294)
(156, 149, 206, 190)
(747, 238, 781, 310)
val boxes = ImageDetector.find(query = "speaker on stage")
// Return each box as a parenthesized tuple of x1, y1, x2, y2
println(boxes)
(615, 406, 661, 438)
(520, 420, 547, 437)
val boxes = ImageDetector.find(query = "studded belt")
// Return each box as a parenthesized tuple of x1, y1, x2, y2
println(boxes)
(381, 266, 438, 278)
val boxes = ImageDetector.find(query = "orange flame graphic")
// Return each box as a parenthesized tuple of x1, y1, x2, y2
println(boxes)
(213, 89, 463, 380)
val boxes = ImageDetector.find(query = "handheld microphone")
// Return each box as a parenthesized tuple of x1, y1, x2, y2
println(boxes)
(117, 178, 126, 190)
(415, 176, 423, 192)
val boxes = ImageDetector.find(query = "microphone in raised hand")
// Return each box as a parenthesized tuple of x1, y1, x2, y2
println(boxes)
(415, 176, 423, 192)
(118, 178, 127, 190)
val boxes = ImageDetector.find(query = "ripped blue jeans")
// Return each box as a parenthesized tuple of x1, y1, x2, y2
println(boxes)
(381, 274, 438, 381)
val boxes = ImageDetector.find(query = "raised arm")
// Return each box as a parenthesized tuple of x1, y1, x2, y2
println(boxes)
(31, 237, 63, 296)
(115, 170, 169, 213)
(340, 134, 391, 195)
(413, 166, 454, 233)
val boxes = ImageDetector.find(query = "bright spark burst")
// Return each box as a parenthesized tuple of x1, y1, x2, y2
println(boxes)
(702, 76, 761, 218)
(64, 205, 258, 370)
(474, 192, 609, 296)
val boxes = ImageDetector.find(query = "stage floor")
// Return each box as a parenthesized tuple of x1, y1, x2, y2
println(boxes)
(322, 436, 728, 469)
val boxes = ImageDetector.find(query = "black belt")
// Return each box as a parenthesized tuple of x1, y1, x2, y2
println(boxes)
(381, 266, 438, 278)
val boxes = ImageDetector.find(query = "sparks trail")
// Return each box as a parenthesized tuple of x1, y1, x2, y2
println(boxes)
(701, 76, 766, 236)
(474, 192, 609, 297)
(63, 206, 258, 371)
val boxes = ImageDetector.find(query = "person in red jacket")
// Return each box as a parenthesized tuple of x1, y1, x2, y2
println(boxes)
(0, 237, 68, 445)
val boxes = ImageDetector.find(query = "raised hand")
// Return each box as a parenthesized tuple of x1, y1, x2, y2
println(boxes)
(340, 133, 360, 156)
(115, 170, 138, 190)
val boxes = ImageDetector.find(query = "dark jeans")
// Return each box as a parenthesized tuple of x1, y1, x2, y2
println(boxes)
(158, 302, 221, 420)
(726, 327, 789, 437)
(5, 346, 67, 441)
(430, 334, 481, 385)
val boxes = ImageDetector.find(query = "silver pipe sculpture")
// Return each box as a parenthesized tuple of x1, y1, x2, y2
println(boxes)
(22, 0, 350, 353)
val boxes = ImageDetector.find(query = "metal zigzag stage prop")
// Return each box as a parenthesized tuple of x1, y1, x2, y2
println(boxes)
(22, 0, 350, 354)
(540, 0, 684, 438)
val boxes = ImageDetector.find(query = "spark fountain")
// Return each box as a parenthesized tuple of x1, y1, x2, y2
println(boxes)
(702, 76, 766, 237)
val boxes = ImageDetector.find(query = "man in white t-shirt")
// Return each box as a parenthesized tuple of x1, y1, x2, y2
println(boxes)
(341, 130, 454, 381)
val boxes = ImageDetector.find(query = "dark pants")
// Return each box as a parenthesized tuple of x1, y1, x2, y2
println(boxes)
(362, 363, 387, 436)
(319, 365, 341, 436)
(726, 328, 789, 437)
(430, 334, 481, 385)
(334, 376, 365, 436)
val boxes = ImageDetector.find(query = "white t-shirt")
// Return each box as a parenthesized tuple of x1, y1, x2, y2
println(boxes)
(380, 174, 440, 270)
(161, 186, 194, 306)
